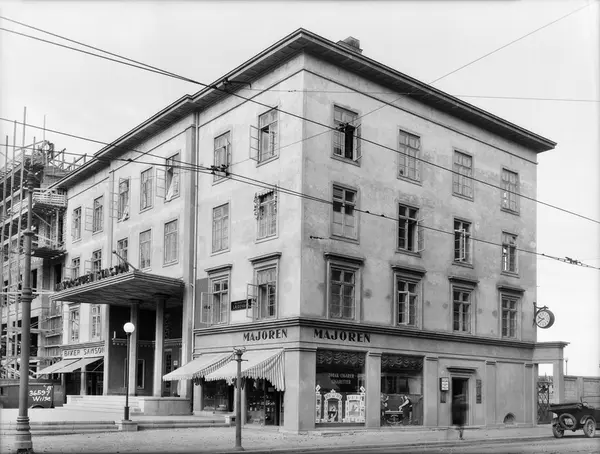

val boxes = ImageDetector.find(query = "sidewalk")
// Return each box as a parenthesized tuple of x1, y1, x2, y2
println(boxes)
(0, 422, 560, 454)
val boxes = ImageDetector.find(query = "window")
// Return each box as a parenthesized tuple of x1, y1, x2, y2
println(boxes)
(116, 238, 128, 265)
(258, 108, 278, 162)
(501, 168, 519, 212)
(332, 185, 357, 240)
(71, 257, 80, 279)
(164, 220, 178, 265)
(330, 267, 355, 320)
(398, 204, 423, 253)
(214, 132, 231, 181)
(72, 207, 82, 240)
(212, 204, 229, 253)
(91, 305, 101, 340)
(140, 168, 154, 210)
(452, 289, 471, 333)
(453, 151, 473, 199)
(92, 196, 104, 233)
(398, 130, 420, 181)
(139, 230, 151, 269)
(501, 295, 518, 338)
(91, 250, 102, 272)
(69, 307, 80, 343)
(256, 191, 277, 239)
(502, 232, 518, 273)
(333, 106, 360, 161)
(122, 358, 145, 389)
(454, 220, 472, 264)
(211, 277, 229, 325)
(256, 267, 277, 319)
(117, 178, 130, 221)
(396, 278, 418, 326)
(165, 153, 180, 200)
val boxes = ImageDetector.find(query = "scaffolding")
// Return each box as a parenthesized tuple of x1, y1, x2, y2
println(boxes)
(0, 132, 85, 378)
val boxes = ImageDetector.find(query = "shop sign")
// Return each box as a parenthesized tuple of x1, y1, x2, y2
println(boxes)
(55, 263, 129, 291)
(313, 329, 370, 343)
(231, 299, 249, 311)
(439, 377, 449, 391)
(62, 346, 105, 359)
(243, 328, 288, 342)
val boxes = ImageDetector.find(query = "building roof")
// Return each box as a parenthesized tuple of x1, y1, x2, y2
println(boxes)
(57, 28, 556, 188)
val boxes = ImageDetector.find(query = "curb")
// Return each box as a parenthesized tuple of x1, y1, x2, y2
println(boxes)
(209, 435, 553, 454)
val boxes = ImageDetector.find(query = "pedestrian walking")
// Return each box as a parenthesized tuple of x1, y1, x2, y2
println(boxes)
(451, 393, 468, 440)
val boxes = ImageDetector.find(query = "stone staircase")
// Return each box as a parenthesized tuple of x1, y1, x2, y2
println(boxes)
(62, 395, 142, 414)
(0, 420, 119, 436)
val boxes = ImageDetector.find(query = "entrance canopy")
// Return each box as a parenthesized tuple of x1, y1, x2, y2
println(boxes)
(35, 358, 79, 375)
(51, 270, 184, 307)
(205, 349, 285, 391)
(35, 357, 103, 375)
(163, 352, 233, 381)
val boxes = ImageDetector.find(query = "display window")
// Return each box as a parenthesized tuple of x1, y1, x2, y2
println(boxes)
(202, 379, 231, 412)
(380, 354, 424, 426)
(315, 349, 366, 424)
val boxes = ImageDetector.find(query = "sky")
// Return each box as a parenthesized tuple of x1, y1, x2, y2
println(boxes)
(0, 1, 598, 376)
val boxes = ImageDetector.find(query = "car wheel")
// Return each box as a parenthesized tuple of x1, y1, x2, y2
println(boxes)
(558, 413, 577, 430)
(552, 423, 565, 438)
(583, 418, 596, 438)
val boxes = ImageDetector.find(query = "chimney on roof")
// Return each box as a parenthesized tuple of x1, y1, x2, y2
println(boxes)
(337, 36, 362, 54)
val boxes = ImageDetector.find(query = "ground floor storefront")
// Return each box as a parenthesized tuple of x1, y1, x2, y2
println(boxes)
(181, 322, 566, 432)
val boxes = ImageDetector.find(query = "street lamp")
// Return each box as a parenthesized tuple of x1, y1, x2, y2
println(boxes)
(14, 165, 35, 453)
(233, 347, 246, 451)
(123, 322, 135, 421)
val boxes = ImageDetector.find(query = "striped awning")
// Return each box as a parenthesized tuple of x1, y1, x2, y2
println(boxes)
(35, 358, 79, 375)
(204, 349, 285, 391)
(162, 352, 233, 381)
(59, 357, 103, 373)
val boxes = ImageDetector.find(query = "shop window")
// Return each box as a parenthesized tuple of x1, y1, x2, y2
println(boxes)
(381, 354, 424, 426)
(202, 379, 231, 411)
(315, 349, 366, 424)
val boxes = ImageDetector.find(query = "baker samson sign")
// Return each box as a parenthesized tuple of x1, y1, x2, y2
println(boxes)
(62, 346, 105, 359)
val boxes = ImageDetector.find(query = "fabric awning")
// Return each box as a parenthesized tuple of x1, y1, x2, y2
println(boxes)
(35, 358, 79, 375)
(163, 352, 233, 381)
(59, 356, 103, 373)
(204, 349, 285, 391)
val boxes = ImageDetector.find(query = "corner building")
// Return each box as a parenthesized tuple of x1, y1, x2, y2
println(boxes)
(48, 29, 566, 429)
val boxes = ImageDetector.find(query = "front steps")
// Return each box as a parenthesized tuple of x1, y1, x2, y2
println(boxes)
(63, 395, 142, 414)
(0, 420, 119, 436)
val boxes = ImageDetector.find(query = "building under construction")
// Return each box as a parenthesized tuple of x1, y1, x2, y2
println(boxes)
(1, 138, 83, 379)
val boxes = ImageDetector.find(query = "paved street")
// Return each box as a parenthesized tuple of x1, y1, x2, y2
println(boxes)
(1, 424, 598, 454)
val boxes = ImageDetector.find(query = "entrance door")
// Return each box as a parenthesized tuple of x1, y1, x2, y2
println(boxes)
(451, 377, 469, 425)
(246, 379, 282, 426)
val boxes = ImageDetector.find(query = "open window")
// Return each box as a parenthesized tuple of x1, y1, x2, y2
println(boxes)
(247, 252, 280, 320)
(453, 220, 472, 264)
(250, 108, 278, 163)
(214, 132, 231, 181)
(333, 106, 361, 163)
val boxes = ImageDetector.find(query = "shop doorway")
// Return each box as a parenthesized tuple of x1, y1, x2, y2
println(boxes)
(246, 378, 283, 426)
(451, 377, 469, 424)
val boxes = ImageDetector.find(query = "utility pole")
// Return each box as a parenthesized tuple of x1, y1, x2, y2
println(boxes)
(233, 347, 246, 451)
(14, 161, 34, 453)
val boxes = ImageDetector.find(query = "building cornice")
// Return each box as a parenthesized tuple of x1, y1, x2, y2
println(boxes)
(194, 317, 537, 350)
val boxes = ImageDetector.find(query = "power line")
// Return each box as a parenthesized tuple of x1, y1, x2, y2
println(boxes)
(3, 115, 599, 225)
(352, 1, 596, 125)
(0, 18, 598, 224)
(2, 122, 596, 271)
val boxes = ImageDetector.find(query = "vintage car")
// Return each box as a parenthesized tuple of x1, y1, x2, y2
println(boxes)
(550, 401, 600, 438)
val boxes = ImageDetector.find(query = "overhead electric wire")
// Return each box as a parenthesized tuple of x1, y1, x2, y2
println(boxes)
(2, 121, 597, 271)
(0, 13, 598, 224)
(351, 1, 596, 124)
